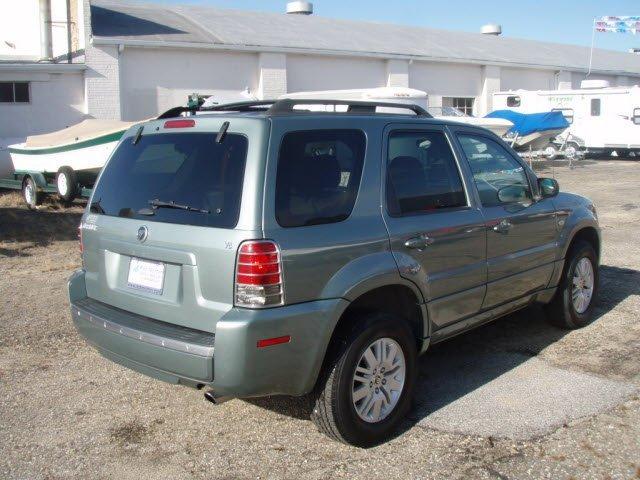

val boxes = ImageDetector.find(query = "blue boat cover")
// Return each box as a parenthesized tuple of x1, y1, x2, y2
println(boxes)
(485, 110, 569, 136)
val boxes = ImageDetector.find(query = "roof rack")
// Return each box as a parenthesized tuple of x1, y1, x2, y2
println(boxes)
(156, 99, 432, 119)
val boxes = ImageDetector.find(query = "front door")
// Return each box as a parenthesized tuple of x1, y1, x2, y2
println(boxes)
(454, 131, 558, 309)
(382, 125, 487, 333)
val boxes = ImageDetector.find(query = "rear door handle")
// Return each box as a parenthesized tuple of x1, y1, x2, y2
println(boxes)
(404, 234, 434, 251)
(492, 219, 513, 234)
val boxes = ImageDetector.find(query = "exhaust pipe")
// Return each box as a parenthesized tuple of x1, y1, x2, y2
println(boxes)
(203, 390, 233, 405)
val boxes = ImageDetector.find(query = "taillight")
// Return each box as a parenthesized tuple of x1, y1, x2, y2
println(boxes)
(235, 240, 283, 308)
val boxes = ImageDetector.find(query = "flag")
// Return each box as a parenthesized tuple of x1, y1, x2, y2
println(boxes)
(595, 16, 640, 34)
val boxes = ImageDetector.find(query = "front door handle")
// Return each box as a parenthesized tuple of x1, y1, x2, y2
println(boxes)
(492, 219, 513, 234)
(404, 234, 434, 251)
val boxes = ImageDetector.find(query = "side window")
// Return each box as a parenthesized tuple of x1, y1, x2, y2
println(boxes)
(633, 108, 640, 125)
(275, 129, 365, 228)
(386, 130, 466, 216)
(552, 108, 574, 124)
(457, 134, 532, 207)
(591, 98, 601, 116)
(507, 96, 521, 107)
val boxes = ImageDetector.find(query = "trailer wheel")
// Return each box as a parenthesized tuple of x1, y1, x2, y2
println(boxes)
(56, 167, 78, 202)
(22, 176, 42, 210)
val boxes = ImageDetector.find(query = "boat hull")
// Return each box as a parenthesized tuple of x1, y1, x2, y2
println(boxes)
(8, 137, 121, 174)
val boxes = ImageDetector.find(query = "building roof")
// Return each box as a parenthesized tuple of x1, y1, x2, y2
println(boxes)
(90, 0, 640, 76)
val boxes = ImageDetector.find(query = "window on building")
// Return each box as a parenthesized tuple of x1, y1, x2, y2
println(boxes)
(457, 134, 532, 207)
(507, 96, 521, 107)
(0, 82, 30, 103)
(591, 98, 601, 116)
(386, 130, 467, 216)
(275, 129, 366, 228)
(442, 97, 475, 116)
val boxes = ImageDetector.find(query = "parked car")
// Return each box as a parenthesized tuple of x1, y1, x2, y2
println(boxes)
(69, 99, 601, 447)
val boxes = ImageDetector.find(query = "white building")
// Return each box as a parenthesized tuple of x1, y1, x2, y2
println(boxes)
(1, 0, 640, 140)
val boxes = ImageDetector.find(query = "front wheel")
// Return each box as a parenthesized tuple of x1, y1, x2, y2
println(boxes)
(545, 240, 599, 329)
(56, 166, 78, 202)
(311, 313, 417, 447)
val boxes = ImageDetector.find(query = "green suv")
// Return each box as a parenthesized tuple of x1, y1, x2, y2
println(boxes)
(69, 99, 600, 446)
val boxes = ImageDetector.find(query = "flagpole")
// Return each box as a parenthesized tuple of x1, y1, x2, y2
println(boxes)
(587, 18, 596, 78)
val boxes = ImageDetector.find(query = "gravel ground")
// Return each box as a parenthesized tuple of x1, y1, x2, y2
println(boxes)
(1, 159, 639, 480)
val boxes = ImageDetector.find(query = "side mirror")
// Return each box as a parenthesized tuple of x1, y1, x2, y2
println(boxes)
(538, 177, 559, 198)
(497, 184, 529, 204)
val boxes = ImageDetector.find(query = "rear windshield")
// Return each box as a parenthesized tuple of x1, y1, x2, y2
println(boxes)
(90, 132, 248, 228)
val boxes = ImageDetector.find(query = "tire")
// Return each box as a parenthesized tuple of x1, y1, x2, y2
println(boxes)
(545, 240, 599, 329)
(22, 176, 42, 210)
(311, 313, 417, 447)
(56, 166, 78, 202)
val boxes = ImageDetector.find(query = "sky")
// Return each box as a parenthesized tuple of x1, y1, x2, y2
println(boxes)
(150, 0, 640, 52)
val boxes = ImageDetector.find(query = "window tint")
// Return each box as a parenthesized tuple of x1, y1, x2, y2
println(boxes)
(507, 96, 521, 107)
(457, 134, 532, 207)
(591, 98, 601, 116)
(275, 130, 365, 227)
(386, 131, 466, 216)
(90, 132, 248, 228)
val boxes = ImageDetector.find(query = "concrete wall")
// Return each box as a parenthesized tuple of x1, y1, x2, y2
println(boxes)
(0, 71, 85, 137)
(119, 47, 260, 120)
(501, 67, 555, 91)
(287, 54, 386, 92)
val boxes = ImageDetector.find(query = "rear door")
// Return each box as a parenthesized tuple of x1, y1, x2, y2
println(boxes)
(81, 117, 268, 333)
(382, 124, 487, 332)
(453, 130, 557, 309)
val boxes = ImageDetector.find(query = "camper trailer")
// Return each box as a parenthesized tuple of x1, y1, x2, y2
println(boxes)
(493, 81, 640, 157)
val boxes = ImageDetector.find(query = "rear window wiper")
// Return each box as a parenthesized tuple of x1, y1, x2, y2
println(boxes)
(139, 199, 210, 215)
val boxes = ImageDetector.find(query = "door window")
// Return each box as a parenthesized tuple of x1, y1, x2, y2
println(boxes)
(386, 130, 466, 216)
(275, 129, 365, 227)
(457, 134, 532, 207)
(591, 98, 601, 116)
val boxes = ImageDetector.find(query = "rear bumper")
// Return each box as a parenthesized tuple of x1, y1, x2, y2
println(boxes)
(68, 269, 347, 397)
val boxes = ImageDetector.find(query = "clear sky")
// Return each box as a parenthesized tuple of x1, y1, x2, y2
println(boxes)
(150, 0, 640, 52)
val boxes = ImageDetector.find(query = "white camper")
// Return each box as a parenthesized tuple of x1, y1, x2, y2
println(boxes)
(281, 87, 513, 137)
(493, 80, 640, 157)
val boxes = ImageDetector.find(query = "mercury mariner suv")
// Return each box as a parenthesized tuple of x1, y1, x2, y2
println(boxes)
(69, 99, 600, 446)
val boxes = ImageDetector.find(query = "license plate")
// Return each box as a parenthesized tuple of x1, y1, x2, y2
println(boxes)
(127, 257, 165, 295)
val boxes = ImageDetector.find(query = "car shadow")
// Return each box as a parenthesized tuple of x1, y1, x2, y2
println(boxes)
(0, 205, 84, 257)
(245, 264, 640, 443)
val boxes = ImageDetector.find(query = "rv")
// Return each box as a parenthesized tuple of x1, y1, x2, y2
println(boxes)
(493, 80, 640, 157)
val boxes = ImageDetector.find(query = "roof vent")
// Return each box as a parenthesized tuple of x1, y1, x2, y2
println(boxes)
(481, 24, 502, 36)
(286, 1, 313, 14)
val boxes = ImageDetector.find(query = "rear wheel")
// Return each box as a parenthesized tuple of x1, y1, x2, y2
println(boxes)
(545, 240, 598, 329)
(311, 313, 417, 447)
(22, 176, 42, 209)
(56, 166, 78, 202)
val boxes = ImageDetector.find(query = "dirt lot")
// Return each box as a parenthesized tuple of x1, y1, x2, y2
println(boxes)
(1, 159, 639, 480)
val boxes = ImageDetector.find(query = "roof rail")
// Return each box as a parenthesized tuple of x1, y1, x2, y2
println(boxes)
(268, 99, 432, 117)
(157, 99, 432, 119)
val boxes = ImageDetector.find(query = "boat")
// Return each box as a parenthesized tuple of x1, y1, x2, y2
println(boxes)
(429, 106, 513, 137)
(5, 118, 138, 204)
(485, 110, 569, 151)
